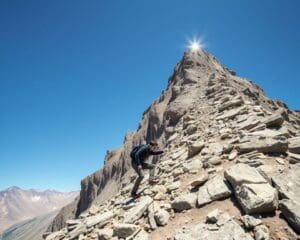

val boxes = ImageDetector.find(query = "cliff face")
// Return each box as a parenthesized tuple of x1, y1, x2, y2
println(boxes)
(47, 49, 300, 235)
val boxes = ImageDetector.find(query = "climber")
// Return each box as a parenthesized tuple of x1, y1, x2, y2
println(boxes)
(130, 141, 164, 198)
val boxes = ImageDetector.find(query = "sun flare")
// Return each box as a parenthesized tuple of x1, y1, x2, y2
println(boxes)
(187, 37, 205, 52)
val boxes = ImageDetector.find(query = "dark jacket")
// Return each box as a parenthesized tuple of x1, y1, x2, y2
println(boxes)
(132, 144, 164, 165)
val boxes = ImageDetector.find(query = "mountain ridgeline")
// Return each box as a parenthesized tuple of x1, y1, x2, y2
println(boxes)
(0, 187, 78, 234)
(45, 49, 300, 240)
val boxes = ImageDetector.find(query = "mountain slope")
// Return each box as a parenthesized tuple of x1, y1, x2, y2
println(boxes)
(46, 49, 300, 240)
(48, 48, 240, 232)
(0, 187, 78, 233)
(0, 211, 58, 240)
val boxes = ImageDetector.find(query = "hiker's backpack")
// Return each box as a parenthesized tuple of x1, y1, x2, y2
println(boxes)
(130, 144, 144, 158)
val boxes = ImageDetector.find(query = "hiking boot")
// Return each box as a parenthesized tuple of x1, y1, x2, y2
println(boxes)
(131, 192, 141, 199)
(149, 178, 159, 185)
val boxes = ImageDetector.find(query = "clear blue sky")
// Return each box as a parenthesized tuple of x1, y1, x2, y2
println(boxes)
(0, 0, 299, 191)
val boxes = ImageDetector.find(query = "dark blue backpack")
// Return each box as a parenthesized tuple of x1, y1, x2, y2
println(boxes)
(130, 144, 144, 158)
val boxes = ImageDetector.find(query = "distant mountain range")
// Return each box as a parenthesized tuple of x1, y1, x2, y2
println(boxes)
(0, 186, 78, 233)
(0, 211, 58, 240)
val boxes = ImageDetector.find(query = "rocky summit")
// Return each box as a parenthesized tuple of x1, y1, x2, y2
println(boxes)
(44, 49, 300, 240)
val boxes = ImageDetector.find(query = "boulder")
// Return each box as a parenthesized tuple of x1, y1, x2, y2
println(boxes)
(97, 228, 114, 240)
(45, 231, 65, 240)
(113, 224, 139, 238)
(197, 175, 232, 207)
(235, 183, 278, 214)
(216, 106, 247, 120)
(254, 225, 270, 240)
(236, 138, 288, 154)
(171, 193, 197, 212)
(154, 209, 170, 226)
(241, 215, 262, 229)
(237, 116, 261, 130)
(123, 196, 153, 224)
(288, 137, 300, 154)
(272, 164, 300, 232)
(249, 128, 290, 138)
(264, 113, 284, 128)
(68, 223, 87, 240)
(167, 181, 181, 193)
(257, 165, 284, 184)
(174, 212, 253, 240)
(287, 152, 300, 163)
(236, 157, 263, 167)
(279, 199, 300, 234)
(183, 158, 203, 172)
(218, 98, 244, 112)
(224, 164, 267, 186)
(186, 124, 197, 135)
(206, 209, 221, 223)
(147, 202, 158, 230)
(85, 211, 114, 228)
(225, 164, 278, 214)
(189, 173, 209, 187)
(272, 164, 300, 202)
(188, 141, 205, 157)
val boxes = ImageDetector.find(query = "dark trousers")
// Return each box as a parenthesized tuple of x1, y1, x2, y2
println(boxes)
(131, 159, 156, 195)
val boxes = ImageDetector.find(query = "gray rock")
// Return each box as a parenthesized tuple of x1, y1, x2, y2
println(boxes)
(147, 203, 157, 230)
(218, 98, 244, 112)
(188, 141, 205, 157)
(241, 215, 262, 229)
(167, 181, 181, 193)
(123, 196, 153, 224)
(257, 165, 284, 184)
(208, 156, 222, 165)
(174, 212, 253, 240)
(228, 151, 238, 161)
(287, 152, 300, 163)
(279, 199, 300, 234)
(288, 137, 300, 154)
(186, 124, 197, 135)
(154, 209, 170, 226)
(189, 173, 209, 187)
(68, 223, 86, 240)
(238, 116, 261, 130)
(216, 106, 247, 120)
(236, 157, 263, 167)
(225, 164, 267, 186)
(272, 164, 300, 202)
(225, 164, 278, 214)
(173, 168, 185, 177)
(171, 193, 197, 212)
(272, 165, 300, 231)
(85, 210, 114, 228)
(97, 228, 114, 240)
(206, 209, 221, 223)
(197, 175, 232, 207)
(249, 128, 290, 138)
(254, 225, 270, 240)
(237, 138, 288, 154)
(45, 231, 65, 240)
(236, 183, 278, 214)
(113, 223, 139, 238)
(183, 158, 203, 172)
(264, 113, 284, 128)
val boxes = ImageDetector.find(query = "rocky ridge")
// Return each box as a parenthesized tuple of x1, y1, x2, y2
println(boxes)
(46, 49, 300, 240)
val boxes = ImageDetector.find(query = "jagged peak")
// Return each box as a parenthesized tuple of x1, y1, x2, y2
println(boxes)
(168, 49, 236, 87)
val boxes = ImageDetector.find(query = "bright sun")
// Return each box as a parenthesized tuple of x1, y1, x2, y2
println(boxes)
(187, 38, 205, 52)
